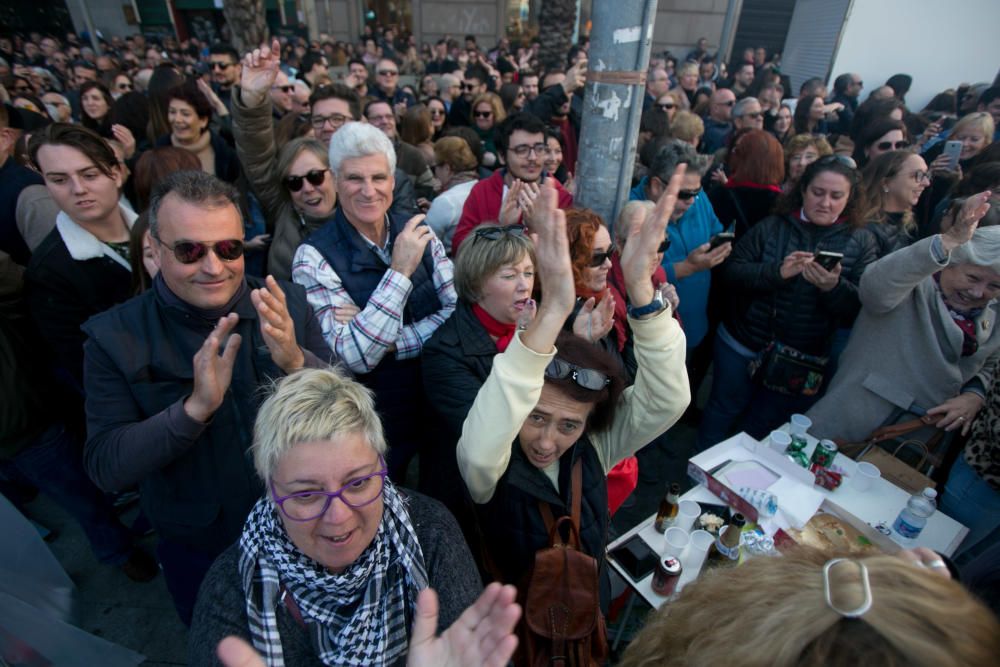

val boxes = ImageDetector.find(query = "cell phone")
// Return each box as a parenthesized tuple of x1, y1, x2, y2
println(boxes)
(943, 140, 963, 171)
(814, 250, 844, 271)
(608, 536, 658, 581)
(709, 232, 735, 250)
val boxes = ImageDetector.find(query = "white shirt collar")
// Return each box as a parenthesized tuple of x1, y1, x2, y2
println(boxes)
(56, 205, 137, 272)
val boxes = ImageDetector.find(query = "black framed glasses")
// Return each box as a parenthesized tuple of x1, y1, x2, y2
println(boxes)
(876, 140, 910, 151)
(284, 168, 329, 192)
(271, 84, 294, 93)
(677, 188, 702, 201)
(509, 143, 550, 158)
(473, 225, 527, 244)
(590, 249, 613, 267)
(911, 169, 931, 183)
(657, 103, 675, 111)
(429, 108, 445, 117)
(310, 113, 348, 129)
(462, 83, 478, 91)
(270, 457, 388, 522)
(154, 236, 245, 264)
(474, 110, 493, 118)
(210, 61, 233, 70)
(545, 358, 611, 391)
(377, 69, 398, 77)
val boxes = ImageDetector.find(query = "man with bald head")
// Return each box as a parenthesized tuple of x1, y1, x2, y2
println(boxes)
(701, 88, 736, 153)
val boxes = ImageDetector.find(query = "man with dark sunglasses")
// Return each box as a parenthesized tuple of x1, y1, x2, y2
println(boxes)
(702, 88, 736, 154)
(370, 57, 416, 112)
(208, 43, 241, 114)
(81, 170, 333, 625)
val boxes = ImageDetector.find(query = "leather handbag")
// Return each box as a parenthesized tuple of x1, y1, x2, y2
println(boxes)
(836, 418, 942, 494)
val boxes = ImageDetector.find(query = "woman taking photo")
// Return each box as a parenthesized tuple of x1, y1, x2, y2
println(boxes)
(455, 176, 689, 607)
(189, 368, 520, 666)
(697, 157, 878, 448)
(424, 136, 480, 254)
(860, 150, 931, 258)
(158, 80, 240, 183)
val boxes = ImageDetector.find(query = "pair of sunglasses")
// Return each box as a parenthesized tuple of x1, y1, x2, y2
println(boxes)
(156, 237, 245, 264)
(474, 110, 493, 118)
(876, 140, 910, 151)
(284, 169, 329, 192)
(677, 188, 701, 201)
(473, 225, 527, 243)
(545, 358, 611, 391)
(590, 249, 613, 267)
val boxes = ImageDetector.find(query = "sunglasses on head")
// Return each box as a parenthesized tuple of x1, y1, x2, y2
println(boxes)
(876, 140, 910, 151)
(545, 358, 611, 391)
(472, 225, 527, 243)
(590, 249, 613, 267)
(155, 236, 244, 264)
(676, 188, 701, 201)
(283, 169, 329, 192)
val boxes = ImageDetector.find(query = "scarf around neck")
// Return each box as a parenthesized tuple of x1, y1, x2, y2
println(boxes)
(472, 302, 516, 351)
(238, 481, 428, 666)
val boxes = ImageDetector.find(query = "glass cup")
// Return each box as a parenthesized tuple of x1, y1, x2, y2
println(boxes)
(663, 526, 690, 558)
(682, 529, 716, 574)
(768, 430, 792, 454)
(854, 461, 881, 491)
(677, 500, 701, 532)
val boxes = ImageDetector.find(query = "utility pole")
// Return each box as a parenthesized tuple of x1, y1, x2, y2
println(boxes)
(573, 0, 657, 229)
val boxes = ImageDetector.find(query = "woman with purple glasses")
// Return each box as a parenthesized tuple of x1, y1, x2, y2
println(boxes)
(189, 368, 520, 666)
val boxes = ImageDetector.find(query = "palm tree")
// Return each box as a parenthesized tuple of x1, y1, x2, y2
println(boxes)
(221, 0, 267, 54)
(537, 0, 578, 70)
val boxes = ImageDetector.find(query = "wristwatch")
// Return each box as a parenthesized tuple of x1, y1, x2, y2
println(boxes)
(627, 288, 666, 318)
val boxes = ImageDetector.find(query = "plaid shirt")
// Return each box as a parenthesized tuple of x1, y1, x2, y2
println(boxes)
(292, 231, 456, 374)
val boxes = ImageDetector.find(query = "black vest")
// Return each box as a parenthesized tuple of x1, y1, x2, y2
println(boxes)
(475, 438, 611, 609)
(81, 277, 313, 554)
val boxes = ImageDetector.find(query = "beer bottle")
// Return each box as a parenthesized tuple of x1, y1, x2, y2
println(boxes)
(653, 482, 681, 533)
(705, 513, 746, 567)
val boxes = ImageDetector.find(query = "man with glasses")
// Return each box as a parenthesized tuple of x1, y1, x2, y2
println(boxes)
(448, 66, 487, 127)
(208, 43, 241, 113)
(82, 170, 332, 624)
(644, 66, 670, 111)
(451, 113, 574, 252)
(630, 140, 729, 388)
(268, 69, 294, 118)
(702, 88, 736, 154)
(732, 97, 764, 132)
(371, 57, 416, 112)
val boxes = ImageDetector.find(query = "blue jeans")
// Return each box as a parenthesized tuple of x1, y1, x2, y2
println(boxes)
(0, 424, 132, 565)
(941, 455, 1000, 561)
(697, 328, 818, 452)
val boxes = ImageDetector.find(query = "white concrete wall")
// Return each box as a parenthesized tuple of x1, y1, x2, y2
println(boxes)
(830, 0, 1000, 110)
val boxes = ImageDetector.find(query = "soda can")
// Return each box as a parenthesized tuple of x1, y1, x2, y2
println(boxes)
(812, 465, 843, 490)
(787, 450, 810, 468)
(651, 556, 683, 596)
(810, 439, 838, 469)
(789, 433, 808, 453)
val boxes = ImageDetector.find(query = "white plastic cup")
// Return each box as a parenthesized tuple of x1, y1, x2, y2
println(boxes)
(854, 461, 881, 491)
(790, 414, 812, 436)
(677, 500, 701, 531)
(663, 526, 690, 558)
(768, 430, 792, 453)
(682, 529, 716, 573)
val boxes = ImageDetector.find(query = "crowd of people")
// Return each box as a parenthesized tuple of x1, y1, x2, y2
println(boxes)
(2, 22, 1000, 666)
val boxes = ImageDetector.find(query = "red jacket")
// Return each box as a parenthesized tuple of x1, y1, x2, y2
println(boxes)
(451, 170, 574, 253)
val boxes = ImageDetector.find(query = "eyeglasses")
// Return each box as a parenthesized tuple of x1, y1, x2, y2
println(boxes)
(658, 238, 671, 253)
(310, 113, 349, 129)
(271, 84, 294, 93)
(462, 83, 478, 91)
(117, 83, 133, 91)
(657, 103, 675, 111)
(377, 69, 398, 77)
(876, 140, 910, 151)
(270, 458, 388, 522)
(509, 143, 550, 158)
(284, 168, 329, 192)
(590, 249, 613, 267)
(721, 100, 736, 107)
(154, 236, 245, 264)
(429, 108, 445, 117)
(911, 169, 931, 183)
(474, 110, 493, 118)
(545, 358, 611, 391)
(677, 188, 702, 201)
(210, 61, 233, 70)
(472, 225, 527, 244)
(742, 111, 764, 119)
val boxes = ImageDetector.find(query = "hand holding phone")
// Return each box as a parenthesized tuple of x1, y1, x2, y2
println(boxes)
(942, 140, 963, 172)
(709, 232, 735, 250)
(813, 250, 843, 271)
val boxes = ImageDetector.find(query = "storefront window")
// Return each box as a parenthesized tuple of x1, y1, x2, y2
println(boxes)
(505, 0, 592, 43)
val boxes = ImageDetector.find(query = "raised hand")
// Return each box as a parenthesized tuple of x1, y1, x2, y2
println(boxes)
(499, 180, 524, 227)
(390, 215, 433, 278)
(197, 77, 229, 117)
(240, 38, 282, 105)
(251, 275, 305, 372)
(184, 314, 242, 423)
(941, 190, 992, 253)
(620, 164, 686, 309)
(572, 290, 616, 343)
(407, 583, 521, 667)
(522, 180, 575, 353)
(110, 124, 136, 160)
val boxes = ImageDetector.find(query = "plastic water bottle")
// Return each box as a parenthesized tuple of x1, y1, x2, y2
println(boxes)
(892, 488, 938, 541)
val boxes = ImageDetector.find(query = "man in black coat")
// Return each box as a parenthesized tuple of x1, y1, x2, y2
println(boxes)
(82, 171, 334, 625)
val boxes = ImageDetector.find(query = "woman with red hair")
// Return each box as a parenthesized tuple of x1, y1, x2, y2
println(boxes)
(709, 129, 786, 238)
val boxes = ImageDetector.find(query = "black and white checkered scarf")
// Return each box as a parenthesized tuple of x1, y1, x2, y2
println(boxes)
(238, 481, 428, 666)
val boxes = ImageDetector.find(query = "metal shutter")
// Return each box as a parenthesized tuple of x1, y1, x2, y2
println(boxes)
(780, 0, 853, 94)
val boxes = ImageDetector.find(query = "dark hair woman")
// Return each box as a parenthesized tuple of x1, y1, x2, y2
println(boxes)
(156, 80, 240, 183)
(697, 156, 878, 448)
(794, 94, 828, 136)
(853, 117, 909, 167)
(79, 80, 114, 136)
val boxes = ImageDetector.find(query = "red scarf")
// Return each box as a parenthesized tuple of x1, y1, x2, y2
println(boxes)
(472, 303, 517, 352)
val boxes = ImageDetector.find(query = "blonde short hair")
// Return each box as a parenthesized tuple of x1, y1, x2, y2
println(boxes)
(620, 547, 1000, 667)
(252, 368, 386, 486)
(951, 111, 995, 143)
(669, 110, 704, 143)
(454, 224, 535, 302)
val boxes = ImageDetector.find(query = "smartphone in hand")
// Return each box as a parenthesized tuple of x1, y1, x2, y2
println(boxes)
(709, 232, 735, 250)
(943, 140, 963, 171)
(814, 250, 844, 271)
